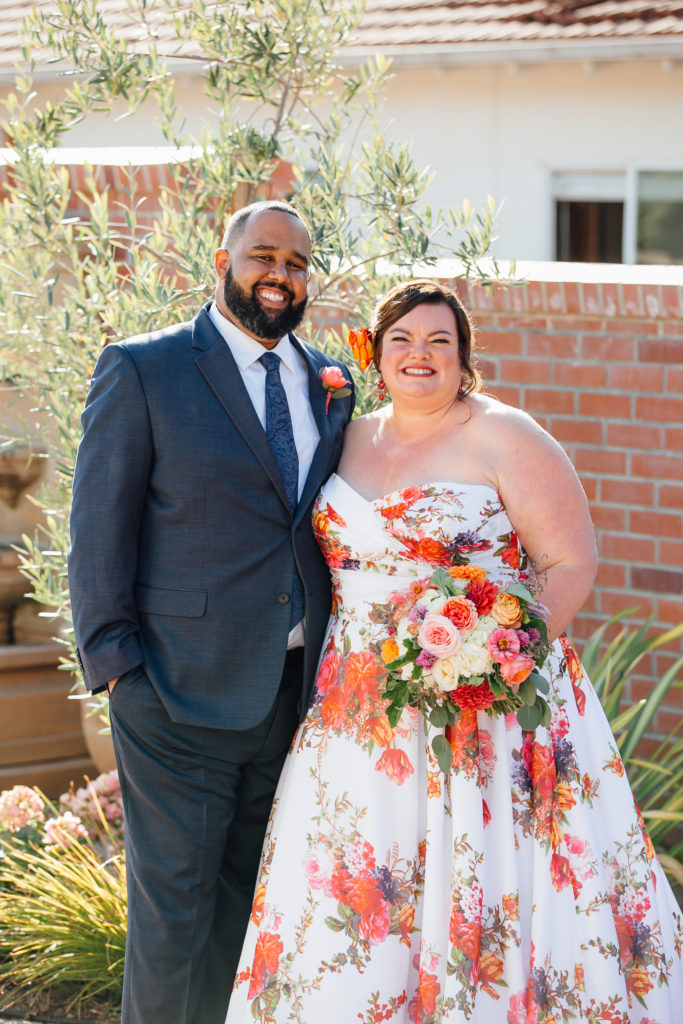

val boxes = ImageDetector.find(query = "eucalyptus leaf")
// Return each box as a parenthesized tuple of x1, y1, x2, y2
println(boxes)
(503, 582, 534, 602)
(432, 733, 453, 774)
(429, 704, 450, 728)
(518, 678, 538, 707)
(516, 704, 542, 732)
(527, 670, 549, 695)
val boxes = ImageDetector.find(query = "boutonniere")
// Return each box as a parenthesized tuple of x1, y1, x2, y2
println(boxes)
(320, 366, 352, 413)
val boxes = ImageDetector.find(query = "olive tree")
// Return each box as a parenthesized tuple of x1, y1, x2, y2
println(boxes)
(1, 0, 500, 697)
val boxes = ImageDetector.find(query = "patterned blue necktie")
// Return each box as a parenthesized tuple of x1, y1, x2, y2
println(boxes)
(259, 351, 304, 629)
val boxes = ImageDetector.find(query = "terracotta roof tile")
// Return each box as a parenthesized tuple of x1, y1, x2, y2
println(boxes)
(0, 1, 683, 75)
(352, 2, 683, 48)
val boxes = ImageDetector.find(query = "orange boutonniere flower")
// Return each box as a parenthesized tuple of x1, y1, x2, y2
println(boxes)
(319, 365, 352, 413)
(347, 327, 374, 370)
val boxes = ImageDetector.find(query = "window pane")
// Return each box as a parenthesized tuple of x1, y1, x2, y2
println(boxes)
(556, 201, 623, 263)
(637, 171, 683, 265)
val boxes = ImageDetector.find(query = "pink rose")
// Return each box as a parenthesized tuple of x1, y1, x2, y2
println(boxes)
(316, 650, 342, 696)
(358, 903, 391, 945)
(418, 614, 462, 657)
(320, 365, 348, 390)
(498, 653, 535, 690)
(487, 627, 521, 664)
(303, 843, 336, 895)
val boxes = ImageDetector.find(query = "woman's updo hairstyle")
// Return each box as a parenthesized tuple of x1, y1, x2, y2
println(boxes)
(369, 279, 482, 398)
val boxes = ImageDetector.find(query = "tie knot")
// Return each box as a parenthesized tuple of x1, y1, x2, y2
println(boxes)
(259, 351, 281, 372)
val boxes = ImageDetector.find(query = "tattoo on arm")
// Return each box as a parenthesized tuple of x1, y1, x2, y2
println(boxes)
(528, 553, 549, 597)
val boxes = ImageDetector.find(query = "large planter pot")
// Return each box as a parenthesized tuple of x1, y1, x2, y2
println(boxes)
(0, 643, 96, 797)
(79, 697, 117, 775)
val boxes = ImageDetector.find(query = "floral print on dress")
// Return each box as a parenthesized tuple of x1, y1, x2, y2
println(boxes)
(226, 476, 683, 1024)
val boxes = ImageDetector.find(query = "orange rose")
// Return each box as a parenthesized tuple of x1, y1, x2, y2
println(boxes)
(442, 596, 479, 634)
(367, 715, 394, 747)
(248, 930, 283, 999)
(344, 650, 384, 700)
(490, 592, 523, 628)
(499, 653, 535, 689)
(345, 874, 384, 916)
(381, 637, 400, 663)
(628, 967, 654, 998)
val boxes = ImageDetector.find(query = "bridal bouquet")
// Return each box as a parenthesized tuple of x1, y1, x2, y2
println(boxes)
(373, 567, 551, 773)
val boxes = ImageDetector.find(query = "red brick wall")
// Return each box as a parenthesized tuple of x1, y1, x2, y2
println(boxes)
(453, 269, 683, 743)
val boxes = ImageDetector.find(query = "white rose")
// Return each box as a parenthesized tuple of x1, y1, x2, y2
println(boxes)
(431, 654, 462, 693)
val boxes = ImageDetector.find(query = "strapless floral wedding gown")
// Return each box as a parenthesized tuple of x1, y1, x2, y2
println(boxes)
(226, 476, 683, 1023)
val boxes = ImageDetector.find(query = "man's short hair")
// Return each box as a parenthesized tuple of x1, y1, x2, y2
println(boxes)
(221, 201, 311, 250)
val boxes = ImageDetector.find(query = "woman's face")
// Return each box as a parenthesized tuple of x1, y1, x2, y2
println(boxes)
(378, 302, 462, 404)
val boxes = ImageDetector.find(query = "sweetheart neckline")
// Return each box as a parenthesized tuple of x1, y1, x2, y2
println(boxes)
(330, 473, 500, 505)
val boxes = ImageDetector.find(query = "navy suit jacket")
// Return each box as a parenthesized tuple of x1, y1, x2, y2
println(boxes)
(67, 303, 354, 729)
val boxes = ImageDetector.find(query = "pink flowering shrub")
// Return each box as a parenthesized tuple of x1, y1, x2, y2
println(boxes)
(0, 770, 124, 863)
(0, 785, 46, 834)
(59, 769, 124, 852)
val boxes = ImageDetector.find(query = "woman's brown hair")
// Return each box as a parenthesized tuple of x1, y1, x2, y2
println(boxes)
(370, 279, 482, 397)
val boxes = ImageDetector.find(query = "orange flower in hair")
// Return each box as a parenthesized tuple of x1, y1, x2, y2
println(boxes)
(347, 327, 374, 370)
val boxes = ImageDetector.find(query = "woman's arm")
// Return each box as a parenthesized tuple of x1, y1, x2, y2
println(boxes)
(490, 405, 598, 641)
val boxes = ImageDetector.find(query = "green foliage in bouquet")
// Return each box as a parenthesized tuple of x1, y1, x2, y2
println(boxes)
(0, 0, 505, 716)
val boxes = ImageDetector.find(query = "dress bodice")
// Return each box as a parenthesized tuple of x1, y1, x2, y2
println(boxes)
(312, 474, 527, 607)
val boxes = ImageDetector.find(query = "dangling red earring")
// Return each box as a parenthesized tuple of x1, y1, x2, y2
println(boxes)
(458, 378, 466, 397)
(377, 375, 388, 402)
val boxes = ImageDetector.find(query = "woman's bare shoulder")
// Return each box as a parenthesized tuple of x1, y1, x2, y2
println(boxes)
(471, 392, 557, 449)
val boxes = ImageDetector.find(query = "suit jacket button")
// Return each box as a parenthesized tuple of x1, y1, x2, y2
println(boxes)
(277, 592, 290, 605)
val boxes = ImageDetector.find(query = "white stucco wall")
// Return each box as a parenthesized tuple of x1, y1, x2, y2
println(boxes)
(8, 55, 683, 263)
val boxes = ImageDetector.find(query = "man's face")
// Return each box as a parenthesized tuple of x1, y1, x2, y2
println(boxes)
(215, 210, 310, 346)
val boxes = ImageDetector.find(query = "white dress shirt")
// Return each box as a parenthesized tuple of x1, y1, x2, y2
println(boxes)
(208, 302, 320, 646)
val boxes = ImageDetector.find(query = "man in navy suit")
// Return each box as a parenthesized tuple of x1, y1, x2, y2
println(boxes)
(68, 201, 354, 1024)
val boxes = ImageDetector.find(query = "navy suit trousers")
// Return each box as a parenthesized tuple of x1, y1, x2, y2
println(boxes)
(109, 653, 302, 1024)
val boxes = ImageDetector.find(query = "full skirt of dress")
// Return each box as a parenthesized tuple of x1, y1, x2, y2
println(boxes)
(226, 476, 683, 1023)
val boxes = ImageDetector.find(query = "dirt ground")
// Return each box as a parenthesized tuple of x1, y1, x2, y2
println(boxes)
(0, 983, 119, 1024)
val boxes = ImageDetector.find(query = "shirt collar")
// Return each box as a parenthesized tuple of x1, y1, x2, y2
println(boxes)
(209, 301, 298, 375)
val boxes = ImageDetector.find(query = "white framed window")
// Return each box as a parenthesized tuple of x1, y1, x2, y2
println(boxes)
(552, 168, 683, 265)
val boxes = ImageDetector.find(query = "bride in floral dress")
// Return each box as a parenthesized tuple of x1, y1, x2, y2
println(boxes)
(226, 280, 683, 1023)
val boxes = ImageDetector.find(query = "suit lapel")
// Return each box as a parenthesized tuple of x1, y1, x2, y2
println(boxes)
(291, 336, 337, 519)
(192, 308, 291, 512)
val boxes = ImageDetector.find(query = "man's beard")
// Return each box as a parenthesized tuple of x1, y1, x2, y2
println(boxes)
(223, 268, 307, 340)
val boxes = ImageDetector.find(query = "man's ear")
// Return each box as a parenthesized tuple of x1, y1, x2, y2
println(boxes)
(215, 248, 229, 279)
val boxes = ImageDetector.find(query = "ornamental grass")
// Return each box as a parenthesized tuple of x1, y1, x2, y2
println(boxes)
(0, 837, 126, 1012)
(582, 611, 683, 887)
(0, 782, 126, 1014)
